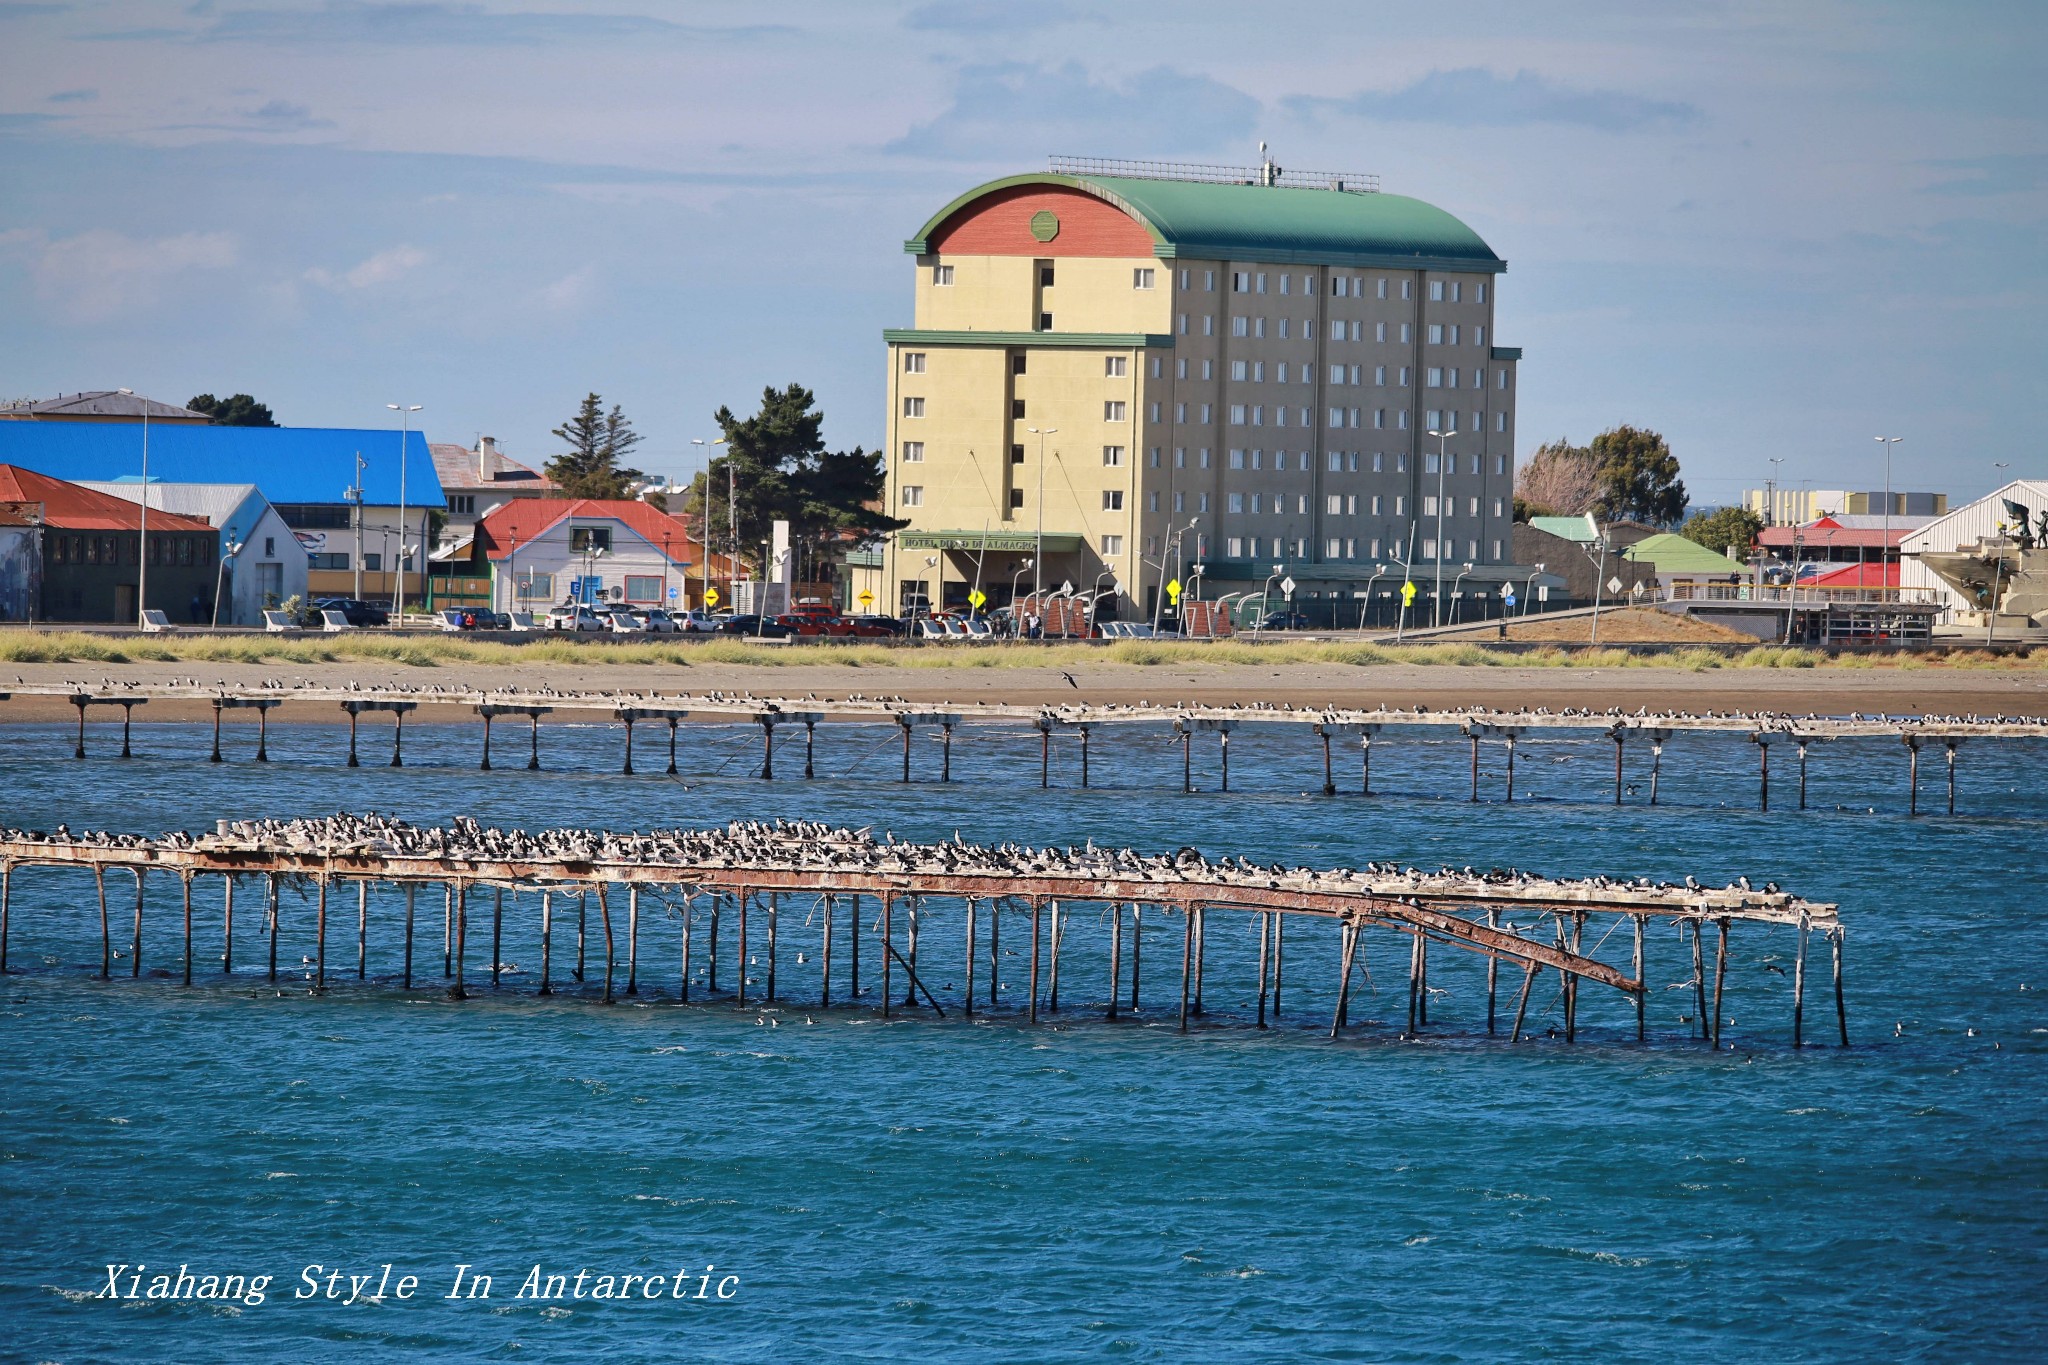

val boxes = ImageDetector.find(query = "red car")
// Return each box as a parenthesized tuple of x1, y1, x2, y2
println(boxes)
(825, 616, 895, 638)
(773, 614, 833, 637)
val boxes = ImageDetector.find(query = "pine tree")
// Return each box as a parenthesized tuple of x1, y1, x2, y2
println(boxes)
(546, 392, 646, 499)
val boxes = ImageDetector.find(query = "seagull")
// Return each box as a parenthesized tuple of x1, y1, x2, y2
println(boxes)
(1061, 671, 1078, 689)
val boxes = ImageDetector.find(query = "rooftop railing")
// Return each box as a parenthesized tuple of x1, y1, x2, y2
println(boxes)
(1048, 155, 1380, 194)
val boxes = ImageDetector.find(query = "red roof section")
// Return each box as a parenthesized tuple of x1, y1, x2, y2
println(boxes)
(0, 465, 215, 533)
(472, 498, 733, 570)
(1809, 562, 1899, 588)
(1758, 524, 1905, 550)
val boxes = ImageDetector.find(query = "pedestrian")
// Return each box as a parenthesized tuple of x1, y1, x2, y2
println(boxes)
(189, 592, 205, 624)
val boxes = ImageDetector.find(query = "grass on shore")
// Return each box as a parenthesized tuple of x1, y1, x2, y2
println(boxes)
(0, 630, 2038, 672)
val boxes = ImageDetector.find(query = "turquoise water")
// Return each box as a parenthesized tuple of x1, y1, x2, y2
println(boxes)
(2, 717, 2045, 1362)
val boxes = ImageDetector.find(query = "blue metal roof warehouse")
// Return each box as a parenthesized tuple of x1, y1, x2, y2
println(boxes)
(0, 421, 441, 507)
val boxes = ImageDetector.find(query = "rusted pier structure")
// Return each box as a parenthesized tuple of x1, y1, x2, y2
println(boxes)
(12, 681, 2041, 814)
(0, 816, 1846, 1047)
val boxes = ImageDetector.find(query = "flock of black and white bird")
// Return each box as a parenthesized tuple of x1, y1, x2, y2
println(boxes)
(0, 813, 1827, 921)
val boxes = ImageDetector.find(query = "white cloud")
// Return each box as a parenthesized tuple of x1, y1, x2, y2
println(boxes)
(537, 264, 597, 312)
(305, 243, 428, 290)
(9, 227, 239, 322)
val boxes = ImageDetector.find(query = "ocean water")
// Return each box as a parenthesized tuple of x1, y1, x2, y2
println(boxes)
(2, 715, 2044, 1362)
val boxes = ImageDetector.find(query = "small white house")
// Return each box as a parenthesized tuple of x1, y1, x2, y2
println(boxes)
(472, 498, 722, 612)
(79, 480, 310, 624)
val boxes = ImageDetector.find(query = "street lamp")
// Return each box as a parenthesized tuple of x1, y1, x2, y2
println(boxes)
(1151, 516, 1198, 634)
(1257, 562, 1285, 628)
(1874, 435, 1903, 599)
(1524, 562, 1546, 617)
(1009, 558, 1034, 632)
(387, 403, 421, 623)
(923, 555, 941, 629)
(212, 529, 242, 628)
(1427, 426, 1457, 627)
(1451, 560, 1475, 625)
(1766, 455, 1786, 526)
(1027, 426, 1056, 603)
(691, 437, 726, 613)
(580, 543, 607, 608)
(117, 389, 149, 625)
(345, 450, 367, 600)
(1361, 563, 1387, 631)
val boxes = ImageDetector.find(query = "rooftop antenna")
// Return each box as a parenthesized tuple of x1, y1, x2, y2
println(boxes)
(1258, 141, 1280, 186)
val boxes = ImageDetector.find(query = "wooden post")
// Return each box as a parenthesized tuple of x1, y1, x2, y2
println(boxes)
(803, 720, 815, 780)
(1128, 905, 1141, 1010)
(1505, 736, 1516, 802)
(669, 717, 680, 776)
(766, 892, 777, 1002)
(1079, 726, 1091, 788)
(1907, 736, 1919, 816)
(900, 719, 912, 782)
(73, 696, 87, 759)
(403, 883, 415, 989)
(538, 891, 553, 995)
(1792, 913, 1808, 1047)
(1361, 732, 1372, 795)
(1419, 933, 1430, 1026)
(1181, 727, 1191, 793)
(181, 874, 193, 986)
(986, 898, 997, 1008)
(346, 706, 359, 766)
(1650, 740, 1663, 805)
(452, 882, 466, 1000)
(1107, 902, 1121, 1021)
(1711, 918, 1728, 1049)
(221, 875, 234, 974)
(1043, 723, 1052, 789)
(1508, 961, 1537, 1042)
(1486, 908, 1499, 1034)
(820, 895, 832, 1007)
(98, 866, 110, 979)
(736, 890, 748, 1004)
(576, 891, 587, 982)
(315, 876, 328, 992)
(1255, 911, 1269, 1029)
(599, 885, 615, 1005)
(528, 712, 541, 770)
(1797, 741, 1808, 811)
(120, 702, 134, 759)
(390, 708, 405, 767)
(1612, 731, 1624, 804)
(266, 874, 278, 983)
(627, 886, 640, 995)
(131, 869, 143, 979)
(0, 862, 9, 974)
(1946, 740, 1958, 815)
(1565, 913, 1582, 1042)
(1406, 932, 1420, 1035)
(443, 884, 453, 978)
(1047, 900, 1062, 1012)
(1321, 727, 1334, 796)
(256, 702, 269, 762)
(480, 711, 493, 769)
(1330, 922, 1358, 1038)
(759, 718, 773, 781)
(1832, 930, 1848, 1046)
(960, 898, 972, 1016)
(881, 893, 893, 1017)
(708, 897, 719, 993)
(1191, 906, 1205, 1015)
(491, 886, 503, 989)
(1633, 915, 1646, 1042)
(1469, 733, 1480, 802)
(1219, 729, 1231, 791)
(848, 893, 858, 1000)
(679, 897, 690, 1003)
(1029, 897, 1042, 1023)
(622, 715, 635, 775)
(1271, 911, 1284, 1017)
(1178, 906, 1193, 1033)
(902, 900, 918, 1008)
(1692, 922, 1708, 1041)
(941, 722, 953, 782)
(1758, 735, 1769, 812)
(211, 702, 224, 762)
(357, 881, 369, 981)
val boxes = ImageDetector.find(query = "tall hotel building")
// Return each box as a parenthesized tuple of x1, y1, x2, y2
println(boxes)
(880, 157, 1522, 622)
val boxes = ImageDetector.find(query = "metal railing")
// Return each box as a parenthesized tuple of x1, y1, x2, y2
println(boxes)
(1048, 155, 1380, 194)
(1664, 583, 1942, 607)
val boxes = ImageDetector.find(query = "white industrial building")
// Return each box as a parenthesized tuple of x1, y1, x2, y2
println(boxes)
(1900, 480, 2048, 614)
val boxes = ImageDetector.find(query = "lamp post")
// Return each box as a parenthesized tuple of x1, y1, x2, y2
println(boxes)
(346, 450, 366, 601)
(1009, 558, 1033, 632)
(1584, 528, 1609, 646)
(1451, 560, 1475, 625)
(1766, 455, 1786, 526)
(1874, 435, 1902, 599)
(1027, 426, 1056, 604)
(117, 389, 150, 624)
(1151, 516, 1198, 634)
(1524, 562, 1546, 617)
(1428, 426, 1456, 627)
(580, 543, 607, 608)
(1361, 563, 1387, 631)
(387, 403, 421, 623)
(690, 437, 726, 614)
(923, 555, 941, 629)
(212, 529, 242, 628)
(1256, 562, 1284, 628)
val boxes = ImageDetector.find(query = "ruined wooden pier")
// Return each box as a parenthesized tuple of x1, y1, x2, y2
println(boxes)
(0, 816, 1846, 1048)
(5, 681, 2040, 814)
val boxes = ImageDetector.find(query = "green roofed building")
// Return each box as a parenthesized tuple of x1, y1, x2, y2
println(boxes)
(1622, 533, 1746, 582)
(879, 155, 1525, 626)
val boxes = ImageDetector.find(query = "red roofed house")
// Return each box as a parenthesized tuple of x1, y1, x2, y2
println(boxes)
(469, 498, 735, 613)
(0, 465, 221, 622)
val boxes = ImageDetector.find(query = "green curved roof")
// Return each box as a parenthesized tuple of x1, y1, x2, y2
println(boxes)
(906, 173, 1505, 273)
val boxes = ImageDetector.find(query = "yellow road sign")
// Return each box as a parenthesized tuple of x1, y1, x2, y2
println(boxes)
(967, 588, 987, 609)
(857, 589, 874, 607)
(1400, 581, 1417, 607)
(1166, 578, 1182, 604)
(704, 587, 720, 608)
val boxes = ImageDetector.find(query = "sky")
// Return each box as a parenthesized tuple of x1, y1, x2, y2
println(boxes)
(0, 0, 2041, 510)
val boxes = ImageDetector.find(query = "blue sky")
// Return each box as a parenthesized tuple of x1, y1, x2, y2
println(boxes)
(0, 0, 2041, 510)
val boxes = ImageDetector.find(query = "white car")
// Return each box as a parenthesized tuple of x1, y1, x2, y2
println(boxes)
(545, 605, 606, 632)
(601, 607, 646, 634)
(629, 607, 683, 634)
(677, 609, 722, 633)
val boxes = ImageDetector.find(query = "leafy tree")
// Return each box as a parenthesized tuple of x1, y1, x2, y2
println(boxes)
(1590, 425, 1687, 526)
(1516, 439, 1599, 516)
(689, 383, 902, 577)
(546, 392, 646, 499)
(188, 392, 277, 426)
(1681, 505, 1763, 557)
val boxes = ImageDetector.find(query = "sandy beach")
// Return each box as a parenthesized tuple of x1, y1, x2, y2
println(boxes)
(3, 655, 2043, 722)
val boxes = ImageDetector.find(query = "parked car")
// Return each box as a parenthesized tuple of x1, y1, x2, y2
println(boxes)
(314, 597, 389, 628)
(773, 613, 832, 637)
(598, 606, 645, 633)
(482, 610, 511, 630)
(545, 605, 606, 632)
(715, 614, 792, 639)
(436, 608, 499, 632)
(629, 607, 683, 634)
(1253, 610, 1312, 631)
(676, 608, 722, 633)
(825, 616, 896, 638)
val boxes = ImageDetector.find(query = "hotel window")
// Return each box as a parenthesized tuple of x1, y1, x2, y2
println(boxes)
(1346, 452, 1360, 471)
(1371, 366, 1384, 386)
(1038, 312, 1053, 331)
(1104, 401, 1126, 422)
(1474, 326, 1485, 347)
(1229, 449, 1246, 469)
(1175, 402, 1187, 423)
(1009, 489, 1024, 509)
(1149, 447, 1161, 468)
(1467, 539, 1479, 559)
(1197, 492, 1210, 512)
(1492, 538, 1503, 560)
(1429, 281, 1445, 301)
(1134, 268, 1154, 289)
(1012, 399, 1026, 418)
(1451, 282, 1462, 302)
(1012, 353, 1027, 375)
(1204, 270, 1215, 290)
(1102, 445, 1125, 466)
(1448, 325, 1460, 345)
(1199, 404, 1212, 423)
(1255, 318, 1267, 338)
(1231, 360, 1249, 381)
(901, 441, 924, 463)
(1402, 279, 1413, 300)
(1395, 495, 1407, 514)
(1397, 411, 1410, 430)
(1492, 497, 1506, 518)
(1203, 316, 1214, 336)
(1347, 365, 1361, 385)
(1174, 447, 1186, 468)
(1251, 449, 1264, 470)
(1102, 534, 1123, 555)
(1103, 490, 1124, 511)
(1326, 494, 1344, 515)
(1256, 272, 1267, 293)
(1428, 324, 1443, 345)
(1149, 403, 1162, 423)
(1174, 491, 1185, 511)
(1396, 453, 1408, 472)
(1232, 317, 1248, 337)
(1376, 278, 1388, 299)
(1399, 367, 1411, 387)
(1468, 497, 1480, 517)
(1373, 409, 1386, 429)
(1039, 263, 1055, 287)
(1177, 313, 1188, 334)
(1329, 365, 1345, 385)
(1327, 451, 1342, 473)
(1495, 454, 1508, 475)
(932, 264, 954, 285)
(1226, 537, 1244, 557)
(1327, 538, 1342, 558)
(1477, 283, 1488, 303)
(1498, 368, 1511, 389)
(1199, 449, 1211, 469)
(1252, 405, 1265, 426)
(1426, 369, 1443, 388)
(903, 352, 926, 373)
(1150, 357, 1162, 378)
(1279, 273, 1291, 295)
(1202, 360, 1213, 379)
(1229, 406, 1246, 426)
(1278, 319, 1290, 339)
(1228, 493, 1245, 513)
(1425, 452, 1440, 474)
(1446, 368, 1459, 388)
(1497, 412, 1508, 433)
(1232, 272, 1249, 292)
(900, 486, 923, 507)
(1176, 359, 1188, 379)
(1347, 494, 1359, 514)
(1011, 444, 1024, 464)
(1251, 493, 1263, 513)
(1106, 355, 1127, 377)
(1469, 454, 1482, 475)
(1178, 269, 1189, 290)
(1371, 494, 1383, 513)
(903, 397, 925, 417)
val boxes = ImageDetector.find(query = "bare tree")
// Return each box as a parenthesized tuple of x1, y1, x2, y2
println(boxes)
(1516, 439, 1600, 517)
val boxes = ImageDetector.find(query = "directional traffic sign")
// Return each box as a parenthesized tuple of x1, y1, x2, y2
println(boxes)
(1280, 575, 1296, 599)
(1400, 581, 1417, 607)
(856, 589, 875, 608)
(668, 586, 680, 600)
(704, 586, 721, 608)
(967, 588, 987, 609)
(1165, 578, 1182, 604)
(1502, 587, 1517, 607)
(1607, 576, 1623, 593)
